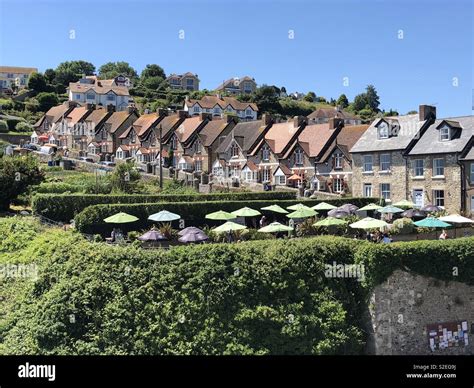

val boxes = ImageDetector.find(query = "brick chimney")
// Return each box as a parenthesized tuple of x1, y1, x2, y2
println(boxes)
(200, 112, 212, 121)
(262, 113, 272, 126)
(419, 105, 436, 121)
(107, 104, 115, 112)
(157, 108, 168, 116)
(225, 114, 236, 124)
(86, 103, 94, 111)
(329, 117, 344, 129)
(293, 115, 307, 128)
(127, 105, 135, 114)
(178, 110, 188, 119)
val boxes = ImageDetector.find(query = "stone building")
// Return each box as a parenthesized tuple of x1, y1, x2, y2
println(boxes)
(350, 105, 436, 202)
(460, 143, 474, 217)
(407, 116, 473, 213)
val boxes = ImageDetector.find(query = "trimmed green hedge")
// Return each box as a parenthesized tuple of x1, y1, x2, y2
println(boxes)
(75, 197, 378, 235)
(33, 191, 300, 221)
(34, 182, 85, 194)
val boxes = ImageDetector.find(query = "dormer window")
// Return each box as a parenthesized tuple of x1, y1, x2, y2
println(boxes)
(440, 126, 450, 141)
(194, 139, 201, 153)
(131, 131, 136, 143)
(231, 143, 239, 157)
(334, 152, 343, 169)
(378, 122, 389, 139)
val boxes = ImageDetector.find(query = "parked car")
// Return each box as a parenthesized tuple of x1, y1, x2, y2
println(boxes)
(23, 143, 41, 151)
(99, 161, 116, 167)
(79, 157, 95, 163)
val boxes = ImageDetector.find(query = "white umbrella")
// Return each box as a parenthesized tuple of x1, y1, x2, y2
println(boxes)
(438, 214, 474, 224)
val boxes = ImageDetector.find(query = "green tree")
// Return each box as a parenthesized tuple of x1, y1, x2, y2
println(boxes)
(0, 155, 45, 211)
(304, 91, 316, 102)
(141, 64, 166, 80)
(15, 121, 34, 133)
(365, 85, 380, 112)
(142, 76, 164, 90)
(110, 161, 141, 193)
(36, 92, 59, 112)
(44, 68, 56, 84)
(99, 61, 138, 82)
(28, 72, 48, 93)
(336, 94, 349, 109)
(56, 60, 95, 77)
(352, 94, 367, 112)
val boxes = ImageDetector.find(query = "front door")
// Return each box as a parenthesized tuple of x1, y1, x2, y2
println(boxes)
(413, 189, 424, 208)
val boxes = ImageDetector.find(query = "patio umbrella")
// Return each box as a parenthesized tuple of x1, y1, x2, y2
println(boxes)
(327, 208, 350, 218)
(358, 203, 383, 212)
(138, 229, 168, 241)
(232, 207, 261, 217)
(421, 204, 441, 213)
(178, 226, 206, 236)
(213, 221, 247, 233)
(378, 205, 405, 214)
(261, 204, 289, 214)
(287, 203, 312, 211)
(205, 210, 236, 220)
(393, 199, 415, 208)
(259, 222, 294, 233)
(312, 202, 337, 211)
(104, 212, 139, 224)
(286, 207, 317, 219)
(414, 217, 451, 228)
(313, 217, 348, 227)
(402, 209, 426, 219)
(178, 230, 209, 243)
(438, 214, 474, 224)
(148, 210, 181, 222)
(349, 217, 388, 229)
(288, 174, 303, 181)
(340, 203, 359, 213)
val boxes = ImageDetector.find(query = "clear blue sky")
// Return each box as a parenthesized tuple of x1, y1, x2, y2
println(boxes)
(0, 0, 472, 117)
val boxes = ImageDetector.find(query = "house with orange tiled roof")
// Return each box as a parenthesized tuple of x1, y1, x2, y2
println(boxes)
(55, 104, 96, 152)
(174, 113, 212, 171)
(249, 116, 308, 184)
(213, 114, 273, 182)
(307, 106, 361, 125)
(313, 123, 369, 194)
(166, 72, 199, 91)
(185, 116, 237, 173)
(215, 76, 257, 95)
(184, 94, 258, 121)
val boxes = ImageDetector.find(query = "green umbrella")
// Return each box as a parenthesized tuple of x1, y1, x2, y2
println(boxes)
(213, 221, 247, 233)
(104, 212, 139, 224)
(205, 210, 236, 220)
(414, 217, 451, 228)
(287, 203, 312, 211)
(232, 207, 261, 217)
(286, 208, 317, 219)
(261, 204, 289, 214)
(311, 202, 337, 210)
(358, 203, 383, 211)
(259, 222, 294, 233)
(393, 199, 415, 208)
(349, 217, 388, 229)
(313, 217, 348, 227)
(378, 205, 405, 214)
(148, 210, 181, 222)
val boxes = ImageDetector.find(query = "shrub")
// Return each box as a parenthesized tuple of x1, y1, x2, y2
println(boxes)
(391, 217, 415, 235)
(14, 121, 34, 133)
(0, 120, 8, 133)
(32, 191, 299, 221)
(74, 198, 377, 236)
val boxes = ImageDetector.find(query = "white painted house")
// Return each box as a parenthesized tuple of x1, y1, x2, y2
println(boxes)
(184, 95, 258, 121)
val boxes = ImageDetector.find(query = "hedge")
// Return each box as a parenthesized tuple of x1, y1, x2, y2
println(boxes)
(33, 191, 301, 221)
(75, 197, 378, 235)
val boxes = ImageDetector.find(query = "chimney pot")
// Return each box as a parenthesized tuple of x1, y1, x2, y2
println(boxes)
(293, 115, 307, 128)
(329, 117, 344, 129)
(262, 113, 272, 126)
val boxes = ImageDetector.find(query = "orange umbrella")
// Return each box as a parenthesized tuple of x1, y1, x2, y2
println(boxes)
(288, 174, 302, 181)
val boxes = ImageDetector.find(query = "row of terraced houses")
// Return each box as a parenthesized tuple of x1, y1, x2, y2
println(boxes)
(31, 99, 474, 216)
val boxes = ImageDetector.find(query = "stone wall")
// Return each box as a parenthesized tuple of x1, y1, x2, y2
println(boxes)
(368, 269, 474, 355)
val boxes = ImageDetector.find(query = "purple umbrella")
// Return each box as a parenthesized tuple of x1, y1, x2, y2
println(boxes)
(340, 203, 359, 214)
(421, 204, 441, 213)
(402, 209, 426, 219)
(327, 208, 351, 219)
(178, 230, 209, 243)
(178, 226, 205, 236)
(138, 229, 168, 241)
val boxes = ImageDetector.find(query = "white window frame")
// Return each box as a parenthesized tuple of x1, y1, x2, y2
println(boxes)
(276, 175, 286, 185)
(262, 145, 270, 161)
(333, 178, 344, 193)
(433, 158, 445, 177)
(380, 153, 391, 172)
(295, 149, 304, 166)
(334, 152, 343, 169)
(440, 126, 450, 141)
(378, 122, 389, 139)
(413, 159, 424, 177)
(380, 183, 391, 200)
(363, 155, 373, 172)
(433, 189, 445, 207)
(470, 163, 474, 184)
(363, 183, 372, 197)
